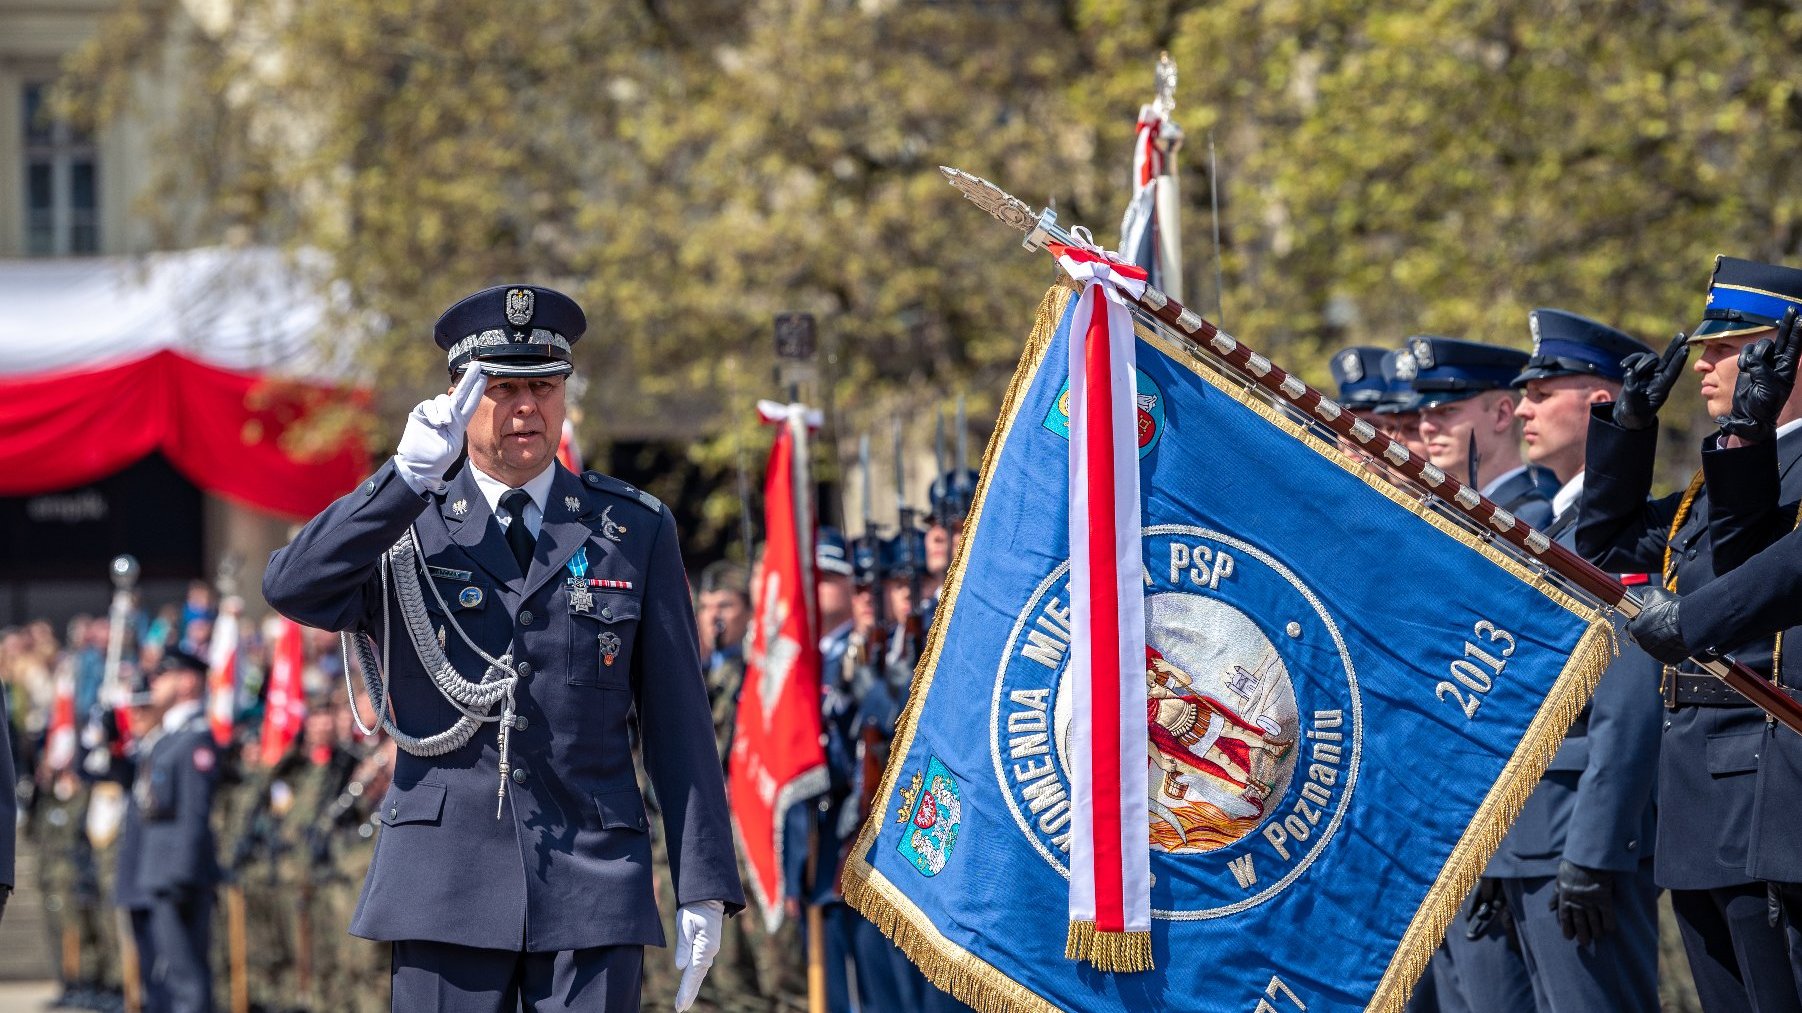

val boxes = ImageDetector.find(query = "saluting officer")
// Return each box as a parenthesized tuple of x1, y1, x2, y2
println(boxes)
(263, 284, 743, 1013)
(1494, 310, 1662, 1012)
(1579, 257, 1802, 1011)
(122, 648, 221, 1013)
(1403, 336, 1560, 526)
(1615, 260, 1802, 1004)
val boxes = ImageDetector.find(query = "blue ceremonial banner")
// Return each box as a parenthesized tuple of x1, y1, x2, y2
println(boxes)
(843, 286, 1611, 1013)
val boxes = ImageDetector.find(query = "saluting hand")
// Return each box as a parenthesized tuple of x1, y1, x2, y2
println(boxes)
(1613, 333, 1691, 432)
(1720, 308, 1802, 443)
(393, 362, 488, 495)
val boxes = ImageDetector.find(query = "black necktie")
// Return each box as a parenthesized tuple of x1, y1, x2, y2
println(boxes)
(500, 489, 536, 575)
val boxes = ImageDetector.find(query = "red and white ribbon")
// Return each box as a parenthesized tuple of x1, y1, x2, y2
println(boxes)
(1054, 242, 1152, 967)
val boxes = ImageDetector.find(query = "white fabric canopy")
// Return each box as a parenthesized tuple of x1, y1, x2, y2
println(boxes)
(0, 246, 350, 378)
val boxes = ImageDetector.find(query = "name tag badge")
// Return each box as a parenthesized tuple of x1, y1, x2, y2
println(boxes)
(429, 565, 474, 582)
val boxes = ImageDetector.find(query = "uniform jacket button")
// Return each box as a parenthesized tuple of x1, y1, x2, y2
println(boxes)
(511, 768, 527, 784)
(601, 606, 614, 620)
(519, 610, 534, 625)
(388, 806, 398, 819)
(513, 715, 529, 731)
(516, 662, 532, 678)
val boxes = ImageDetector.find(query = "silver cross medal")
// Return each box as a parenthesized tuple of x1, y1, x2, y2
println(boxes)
(568, 579, 594, 615)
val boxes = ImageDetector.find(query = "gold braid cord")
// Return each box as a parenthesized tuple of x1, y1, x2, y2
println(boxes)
(842, 285, 1617, 1012)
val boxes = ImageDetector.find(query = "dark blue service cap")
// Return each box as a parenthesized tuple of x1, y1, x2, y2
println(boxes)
(1373, 348, 1421, 415)
(1512, 309, 1650, 386)
(1693, 255, 1802, 342)
(816, 526, 854, 577)
(852, 535, 882, 586)
(434, 284, 586, 378)
(1396, 336, 1529, 408)
(1329, 347, 1389, 409)
(157, 647, 208, 676)
(928, 469, 979, 526)
(881, 530, 929, 580)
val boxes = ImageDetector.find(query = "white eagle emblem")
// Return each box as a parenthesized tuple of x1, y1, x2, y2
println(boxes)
(505, 288, 535, 327)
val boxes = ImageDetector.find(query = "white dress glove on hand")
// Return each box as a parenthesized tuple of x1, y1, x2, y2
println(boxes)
(672, 899, 725, 1012)
(393, 363, 487, 495)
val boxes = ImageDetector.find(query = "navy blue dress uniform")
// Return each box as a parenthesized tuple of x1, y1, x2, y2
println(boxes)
(263, 284, 743, 1013)
(1401, 335, 1561, 528)
(1578, 257, 1802, 1013)
(1482, 311, 1662, 1013)
(119, 650, 221, 1013)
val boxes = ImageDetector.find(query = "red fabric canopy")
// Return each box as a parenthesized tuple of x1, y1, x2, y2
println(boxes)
(0, 350, 370, 519)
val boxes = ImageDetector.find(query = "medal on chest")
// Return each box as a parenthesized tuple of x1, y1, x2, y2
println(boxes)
(567, 545, 596, 615)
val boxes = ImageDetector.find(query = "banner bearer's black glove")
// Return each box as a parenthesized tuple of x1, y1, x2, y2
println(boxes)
(1626, 586, 1691, 666)
(1721, 308, 1802, 443)
(1549, 860, 1616, 946)
(1614, 333, 1691, 431)
(1465, 877, 1506, 940)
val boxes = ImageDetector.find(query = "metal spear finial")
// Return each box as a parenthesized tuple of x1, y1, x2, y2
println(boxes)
(1154, 51, 1178, 119)
(938, 167, 1069, 251)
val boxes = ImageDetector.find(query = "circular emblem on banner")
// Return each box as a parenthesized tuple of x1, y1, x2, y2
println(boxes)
(1043, 369, 1166, 459)
(990, 525, 1362, 919)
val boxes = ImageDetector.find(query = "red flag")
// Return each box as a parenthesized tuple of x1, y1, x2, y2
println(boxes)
(259, 616, 307, 765)
(556, 418, 583, 473)
(206, 604, 241, 746)
(45, 666, 77, 771)
(729, 401, 829, 930)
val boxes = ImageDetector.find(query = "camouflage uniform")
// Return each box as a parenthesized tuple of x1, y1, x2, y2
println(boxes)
(275, 745, 357, 1011)
(316, 744, 391, 1013)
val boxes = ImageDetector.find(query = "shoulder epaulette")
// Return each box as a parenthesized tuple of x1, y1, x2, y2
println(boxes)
(581, 471, 663, 514)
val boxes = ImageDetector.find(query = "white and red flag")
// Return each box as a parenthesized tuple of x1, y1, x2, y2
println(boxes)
(206, 600, 241, 746)
(1053, 241, 1154, 971)
(729, 400, 829, 931)
(44, 664, 78, 771)
(1119, 58, 1184, 302)
(259, 615, 307, 765)
(556, 417, 583, 473)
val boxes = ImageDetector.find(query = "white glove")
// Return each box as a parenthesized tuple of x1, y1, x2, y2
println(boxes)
(672, 899, 725, 1012)
(393, 362, 488, 495)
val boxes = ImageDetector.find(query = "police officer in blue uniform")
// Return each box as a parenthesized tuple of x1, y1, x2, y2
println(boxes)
(1491, 310, 1663, 1012)
(1580, 257, 1802, 1012)
(263, 284, 744, 1013)
(1614, 259, 1802, 1006)
(118, 648, 220, 1013)
(1403, 336, 1560, 527)
(1375, 347, 1430, 460)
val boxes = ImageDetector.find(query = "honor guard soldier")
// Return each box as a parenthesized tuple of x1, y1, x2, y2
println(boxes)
(1376, 347, 1430, 460)
(263, 284, 744, 1013)
(121, 648, 221, 1013)
(1494, 310, 1663, 1011)
(1330, 346, 1398, 458)
(923, 467, 978, 608)
(696, 561, 751, 770)
(1580, 257, 1802, 1011)
(1403, 336, 1560, 527)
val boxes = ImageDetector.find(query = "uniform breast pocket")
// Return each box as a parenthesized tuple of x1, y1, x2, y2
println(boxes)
(568, 592, 641, 690)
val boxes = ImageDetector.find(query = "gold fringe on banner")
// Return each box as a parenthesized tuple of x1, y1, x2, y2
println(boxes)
(1064, 921, 1155, 972)
(843, 281, 1619, 1013)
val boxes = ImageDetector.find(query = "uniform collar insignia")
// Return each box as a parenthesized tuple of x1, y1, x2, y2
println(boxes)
(565, 495, 581, 513)
(451, 498, 469, 518)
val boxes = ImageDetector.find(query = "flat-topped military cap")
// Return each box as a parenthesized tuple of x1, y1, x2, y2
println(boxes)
(1693, 255, 1802, 342)
(1329, 346, 1390, 410)
(927, 468, 980, 526)
(1373, 347, 1421, 415)
(816, 526, 854, 577)
(157, 647, 208, 676)
(435, 284, 586, 378)
(1398, 336, 1529, 408)
(1512, 309, 1651, 386)
(882, 529, 929, 580)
